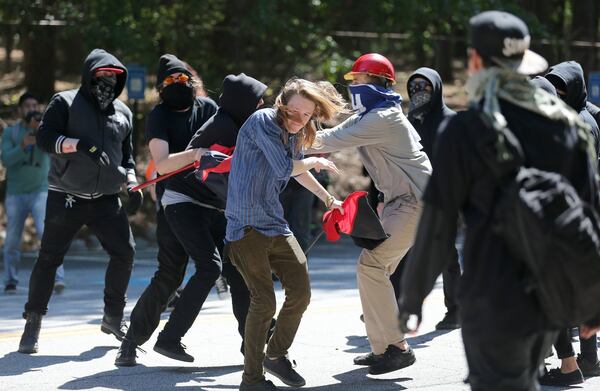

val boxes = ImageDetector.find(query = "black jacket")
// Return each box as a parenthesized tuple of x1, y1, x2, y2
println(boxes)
(172, 73, 267, 206)
(399, 95, 599, 338)
(37, 48, 134, 197)
(407, 67, 456, 159)
(545, 61, 600, 156)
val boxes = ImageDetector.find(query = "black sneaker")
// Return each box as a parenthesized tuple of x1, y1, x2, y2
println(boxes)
(153, 339, 194, 362)
(239, 379, 280, 391)
(4, 283, 17, 294)
(539, 367, 584, 386)
(577, 354, 600, 378)
(101, 314, 128, 341)
(18, 312, 42, 354)
(115, 338, 145, 367)
(263, 356, 306, 387)
(435, 311, 460, 330)
(354, 352, 383, 366)
(368, 345, 416, 375)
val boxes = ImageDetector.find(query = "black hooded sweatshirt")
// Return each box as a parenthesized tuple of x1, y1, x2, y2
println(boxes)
(37, 48, 135, 197)
(407, 67, 456, 159)
(545, 61, 600, 157)
(163, 73, 267, 208)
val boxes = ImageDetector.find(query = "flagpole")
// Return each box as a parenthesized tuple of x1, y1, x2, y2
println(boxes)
(131, 160, 200, 192)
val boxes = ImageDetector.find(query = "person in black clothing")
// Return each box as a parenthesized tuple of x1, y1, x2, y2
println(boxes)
(19, 49, 142, 354)
(545, 61, 600, 161)
(398, 11, 600, 391)
(114, 54, 217, 366)
(115, 55, 266, 366)
(406, 67, 461, 330)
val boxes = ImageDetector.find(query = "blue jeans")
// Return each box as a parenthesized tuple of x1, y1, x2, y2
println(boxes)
(3, 191, 64, 286)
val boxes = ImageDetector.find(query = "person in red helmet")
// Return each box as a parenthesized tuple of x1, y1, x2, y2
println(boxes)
(307, 53, 432, 375)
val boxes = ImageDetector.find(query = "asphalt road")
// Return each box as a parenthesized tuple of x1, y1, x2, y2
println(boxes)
(0, 238, 598, 390)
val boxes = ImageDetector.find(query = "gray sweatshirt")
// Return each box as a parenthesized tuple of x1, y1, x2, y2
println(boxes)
(306, 106, 432, 204)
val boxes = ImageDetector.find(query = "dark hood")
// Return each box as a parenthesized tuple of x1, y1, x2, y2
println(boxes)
(407, 67, 445, 114)
(81, 48, 127, 103)
(531, 76, 557, 96)
(545, 61, 587, 111)
(219, 73, 267, 126)
(156, 54, 191, 88)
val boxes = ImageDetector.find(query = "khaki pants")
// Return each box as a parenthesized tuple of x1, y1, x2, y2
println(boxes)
(227, 228, 311, 385)
(358, 196, 422, 354)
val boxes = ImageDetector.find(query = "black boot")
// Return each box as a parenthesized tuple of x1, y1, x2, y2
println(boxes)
(18, 312, 42, 354)
(115, 338, 141, 367)
(101, 314, 128, 341)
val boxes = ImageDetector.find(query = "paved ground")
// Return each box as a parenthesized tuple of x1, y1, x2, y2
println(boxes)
(1, 238, 599, 390)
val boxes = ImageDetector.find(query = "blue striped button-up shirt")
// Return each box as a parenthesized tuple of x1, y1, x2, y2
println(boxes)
(225, 108, 303, 242)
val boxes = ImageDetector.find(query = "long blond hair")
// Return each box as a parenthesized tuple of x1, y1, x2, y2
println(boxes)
(274, 78, 348, 151)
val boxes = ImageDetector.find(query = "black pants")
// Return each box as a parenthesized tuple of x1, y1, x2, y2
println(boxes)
(442, 247, 461, 314)
(25, 191, 135, 317)
(391, 247, 461, 314)
(554, 327, 598, 361)
(462, 328, 557, 391)
(126, 207, 188, 345)
(158, 202, 250, 344)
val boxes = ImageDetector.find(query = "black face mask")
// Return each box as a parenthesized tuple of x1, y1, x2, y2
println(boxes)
(91, 75, 117, 110)
(161, 83, 194, 110)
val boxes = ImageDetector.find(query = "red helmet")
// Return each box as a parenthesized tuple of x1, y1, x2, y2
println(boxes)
(344, 53, 396, 84)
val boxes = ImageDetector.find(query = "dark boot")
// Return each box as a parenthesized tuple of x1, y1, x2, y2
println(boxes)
(18, 312, 42, 354)
(101, 314, 128, 341)
(115, 338, 140, 367)
(435, 310, 460, 330)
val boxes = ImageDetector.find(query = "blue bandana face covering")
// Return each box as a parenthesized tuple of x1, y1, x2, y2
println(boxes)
(347, 84, 402, 117)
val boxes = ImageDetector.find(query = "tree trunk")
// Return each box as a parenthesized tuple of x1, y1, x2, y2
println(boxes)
(571, 0, 598, 75)
(22, 24, 57, 103)
(434, 37, 453, 81)
(3, 25, 13, 74)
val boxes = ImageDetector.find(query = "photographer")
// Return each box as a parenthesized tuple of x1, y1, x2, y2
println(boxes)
(1, 92, 64, 294)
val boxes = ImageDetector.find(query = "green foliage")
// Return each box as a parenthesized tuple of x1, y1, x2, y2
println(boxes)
(0, 0, 593, 96)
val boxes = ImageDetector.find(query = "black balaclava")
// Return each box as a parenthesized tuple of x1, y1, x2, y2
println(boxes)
(160, 82, 195, 110)
(91, 74, 117, 110)
(408, 78, 433, 121)
(156, 54, 194, 110)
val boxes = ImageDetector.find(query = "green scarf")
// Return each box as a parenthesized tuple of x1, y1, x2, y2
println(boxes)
(465, 67, 596, 170)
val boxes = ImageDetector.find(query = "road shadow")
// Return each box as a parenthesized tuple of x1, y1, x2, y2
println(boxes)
(0, 346, 116, 377)
(58, 364, 243, 390)
(343, 329, 454, 355)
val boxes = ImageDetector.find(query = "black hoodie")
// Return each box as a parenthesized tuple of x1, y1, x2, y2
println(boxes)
(545, 61, 600, 157)
(37, 48, 135, 197)
(164, 73, 267, 207)
(407, 67, 456, 159)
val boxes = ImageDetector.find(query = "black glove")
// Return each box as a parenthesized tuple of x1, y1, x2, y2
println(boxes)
(125, 186, 143, 215)
(398, 310, 422, 334)
(77, 138, 110, 166)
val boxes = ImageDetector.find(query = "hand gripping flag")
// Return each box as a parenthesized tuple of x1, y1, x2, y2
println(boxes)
(322, 191, 389, 250)
(193, 148, 233, 202)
